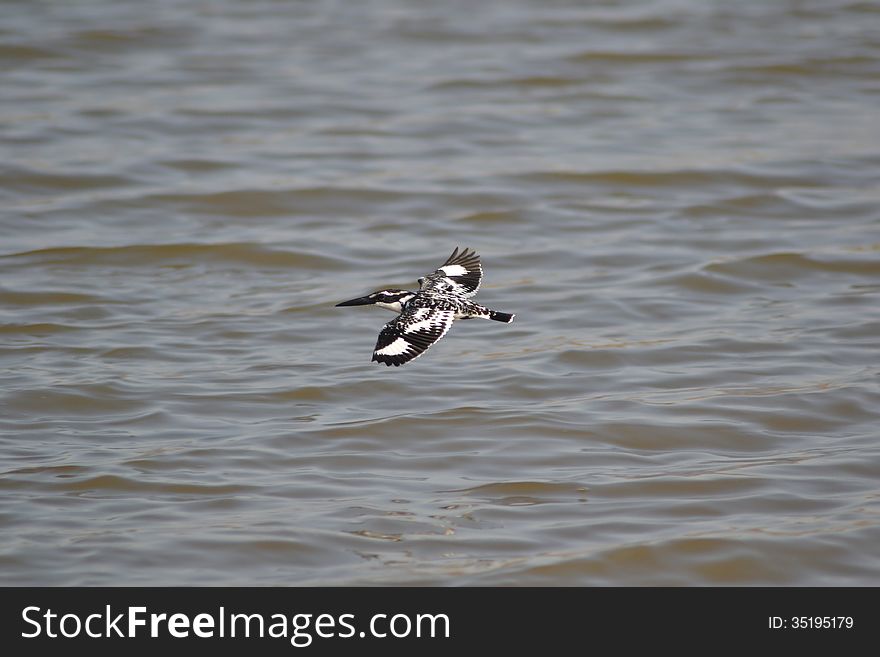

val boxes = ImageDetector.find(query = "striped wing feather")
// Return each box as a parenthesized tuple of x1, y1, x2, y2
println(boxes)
(371, 307, 455, 366)
(420, 247, 483, 298)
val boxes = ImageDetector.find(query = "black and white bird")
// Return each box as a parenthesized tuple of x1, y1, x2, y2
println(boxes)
(336, 247, 515, 366)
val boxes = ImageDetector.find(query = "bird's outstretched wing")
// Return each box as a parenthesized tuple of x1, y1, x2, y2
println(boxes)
(372, 306, 455, 366)
(418, 247, 482, 298)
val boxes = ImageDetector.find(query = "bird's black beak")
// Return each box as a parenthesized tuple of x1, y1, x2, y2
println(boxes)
(336, 295, 373, 307)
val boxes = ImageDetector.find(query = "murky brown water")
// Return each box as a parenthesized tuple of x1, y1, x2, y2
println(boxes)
(2, 0, 879, 585)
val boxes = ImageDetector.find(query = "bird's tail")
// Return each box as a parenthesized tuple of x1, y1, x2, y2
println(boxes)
(489, 311, 515, 323)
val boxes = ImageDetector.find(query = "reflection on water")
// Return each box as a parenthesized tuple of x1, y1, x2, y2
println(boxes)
(1, 0, 879, 585)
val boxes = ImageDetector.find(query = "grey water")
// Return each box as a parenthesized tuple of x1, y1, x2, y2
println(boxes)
(2, 0, 879, 585)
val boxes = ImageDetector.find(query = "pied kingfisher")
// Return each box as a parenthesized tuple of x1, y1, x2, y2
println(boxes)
(336, 247, 515, 366)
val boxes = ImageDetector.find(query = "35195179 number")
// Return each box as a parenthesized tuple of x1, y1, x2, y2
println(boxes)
(768, 616, 854, 629)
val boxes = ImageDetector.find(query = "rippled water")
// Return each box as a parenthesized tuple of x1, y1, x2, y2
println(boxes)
(2, 0, 879, 585)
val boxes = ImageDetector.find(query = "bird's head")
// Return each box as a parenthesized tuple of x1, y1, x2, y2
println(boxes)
(336, 289, 415, 313)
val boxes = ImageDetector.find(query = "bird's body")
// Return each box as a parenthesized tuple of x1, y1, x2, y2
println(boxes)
(336, 248, 514, 366)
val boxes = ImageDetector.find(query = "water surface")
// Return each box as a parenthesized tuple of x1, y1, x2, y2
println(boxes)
(1, 0, 879, 585)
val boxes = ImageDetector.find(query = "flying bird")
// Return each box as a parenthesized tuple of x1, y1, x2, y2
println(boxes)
(336, 247, 515, 366)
